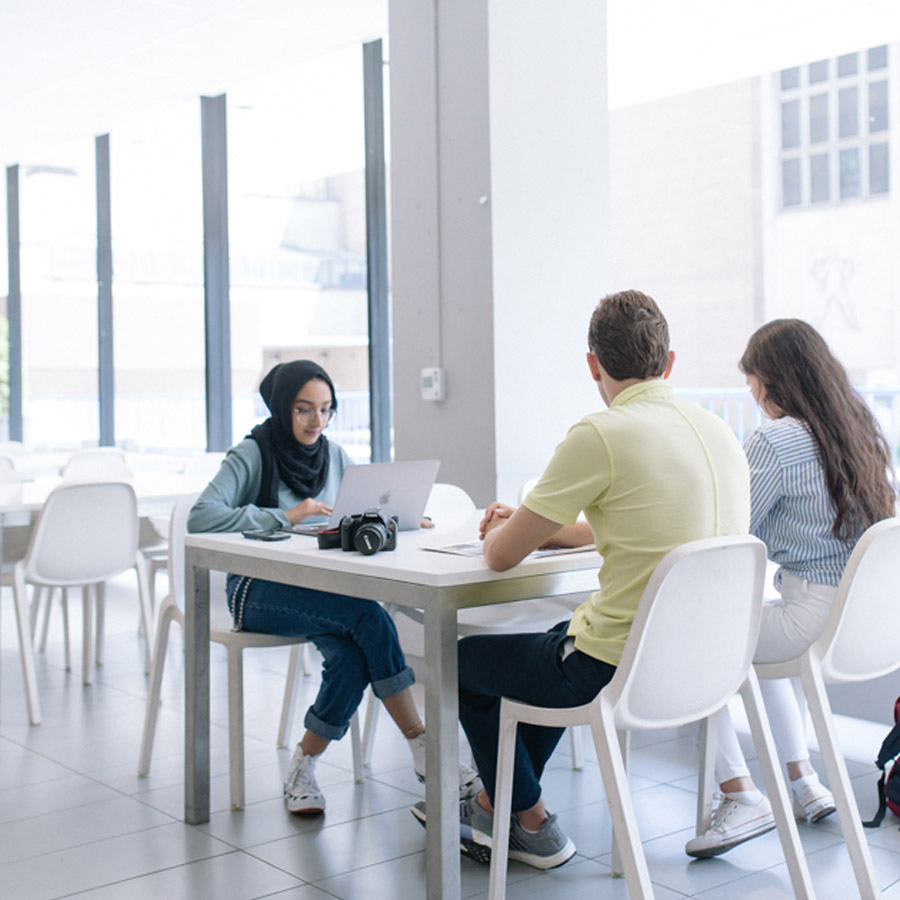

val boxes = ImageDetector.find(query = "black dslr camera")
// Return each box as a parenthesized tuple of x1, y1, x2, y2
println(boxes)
(340, 508, 398, 555)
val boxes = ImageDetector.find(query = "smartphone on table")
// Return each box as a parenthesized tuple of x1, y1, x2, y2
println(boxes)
(241, 529, 291, 542)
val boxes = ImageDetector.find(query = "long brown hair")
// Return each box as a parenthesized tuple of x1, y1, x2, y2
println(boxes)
(740, 319, 895, 541)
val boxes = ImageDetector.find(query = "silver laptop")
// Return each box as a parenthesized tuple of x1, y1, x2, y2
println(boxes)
(290, 459, 440, 534)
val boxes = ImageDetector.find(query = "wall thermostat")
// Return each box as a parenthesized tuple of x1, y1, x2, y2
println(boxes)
(421, 367, 445, 401)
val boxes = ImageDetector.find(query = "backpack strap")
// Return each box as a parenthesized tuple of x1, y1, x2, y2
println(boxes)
(863, 770, 888, 828)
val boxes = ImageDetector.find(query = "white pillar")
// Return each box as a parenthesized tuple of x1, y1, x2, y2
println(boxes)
(390, 0, 610, 505)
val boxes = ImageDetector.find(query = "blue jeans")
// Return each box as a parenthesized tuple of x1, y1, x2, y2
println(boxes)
(226, 574, 415, 741)
(458, 620, 616, 812)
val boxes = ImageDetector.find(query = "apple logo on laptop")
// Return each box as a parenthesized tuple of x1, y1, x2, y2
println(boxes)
(379, 490, 391, 507)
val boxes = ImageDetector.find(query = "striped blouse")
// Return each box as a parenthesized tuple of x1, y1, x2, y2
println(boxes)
(744, 416, 857, 587)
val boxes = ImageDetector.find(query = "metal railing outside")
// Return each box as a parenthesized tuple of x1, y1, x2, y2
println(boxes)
(12, 387, 900, 467)
(676, 386, 900, 464)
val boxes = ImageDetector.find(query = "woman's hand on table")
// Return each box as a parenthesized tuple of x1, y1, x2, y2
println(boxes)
(286, 498, 333, 525)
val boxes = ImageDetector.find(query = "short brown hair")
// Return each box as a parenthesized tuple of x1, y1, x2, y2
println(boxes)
(587, 290, 669, 380)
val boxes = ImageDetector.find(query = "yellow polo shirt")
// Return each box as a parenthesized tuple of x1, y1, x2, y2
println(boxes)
(523, 380, 750, 666)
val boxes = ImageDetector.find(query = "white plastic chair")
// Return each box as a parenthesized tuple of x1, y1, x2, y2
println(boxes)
(10, 481, 152, 724)
(735, 516, 900, 900)
(61, 446, 132, 480)
(488, 535, 815, 900)
(138, 492, 363, 809)
(182, 451, 227, 481)
(33, 447, 160, 670)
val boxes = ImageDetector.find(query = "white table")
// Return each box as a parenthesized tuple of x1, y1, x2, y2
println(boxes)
(183, 521, 601, 900)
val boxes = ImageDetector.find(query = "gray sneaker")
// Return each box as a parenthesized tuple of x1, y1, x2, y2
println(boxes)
(508, 812, 577, 869)
(411, 795, 577, 870)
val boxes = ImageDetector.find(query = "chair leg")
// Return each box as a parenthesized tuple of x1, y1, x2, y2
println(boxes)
(361, 688, 381, 768)
(488, 698, 519, 900)
(277, 643, 304, 749)
(591, 701, 654, 899)
(349, 711, 364, 783)
(696, 713, 717, 834)
(38, 586, 53, 651)
(29, 585, 43, 638)
(13, 571, 42, 724)
(227, 646, 246, 810)
(569, 724, 584, 770)
(740, 672, 816, 900)
(133, 558, 154, 675)
(138, 607, 175, 776)
(61, 588, 71, 671)
(800, 662, 880, 899)
(82, 585, 94, 686)
(95, 582, 105, 667)
(610, 727, 630, 878)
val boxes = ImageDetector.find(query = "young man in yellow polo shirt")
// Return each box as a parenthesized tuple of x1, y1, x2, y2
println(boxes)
(413, 289, 752, 868)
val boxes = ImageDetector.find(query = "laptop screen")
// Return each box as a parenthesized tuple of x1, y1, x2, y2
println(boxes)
(291, 459, 440, 533)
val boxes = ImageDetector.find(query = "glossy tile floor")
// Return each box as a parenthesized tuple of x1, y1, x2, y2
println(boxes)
(3, 571, 900, 899)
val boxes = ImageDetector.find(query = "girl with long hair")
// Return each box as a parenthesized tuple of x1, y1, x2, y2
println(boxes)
(686, 319, 896, 859)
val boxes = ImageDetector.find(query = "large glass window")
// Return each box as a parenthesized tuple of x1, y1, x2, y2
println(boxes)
(110, 101, 205, 452)
(18, 142, 98, 449)
(778, 44, 890, 209)
(227, 44, 373, 461)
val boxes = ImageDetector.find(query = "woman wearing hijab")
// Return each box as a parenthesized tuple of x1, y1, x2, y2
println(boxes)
(188, 360, 480, 814)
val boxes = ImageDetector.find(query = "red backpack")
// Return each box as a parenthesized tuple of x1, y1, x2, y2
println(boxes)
(863, 696, 900, 828)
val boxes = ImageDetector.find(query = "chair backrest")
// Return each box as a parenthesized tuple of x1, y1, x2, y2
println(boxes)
(182, 452, 226, 480)
(603, 535, 767, 731)
(168, 492, 202, 610)
(0, 455, 21, 483)
(62, 447, 133, 481)
(816, 517, 900, 683)
(24, 481, 140, 586)
(424, 483, 477, 529)
(517, 478, 539, 505)
(0, 440, 26, 455)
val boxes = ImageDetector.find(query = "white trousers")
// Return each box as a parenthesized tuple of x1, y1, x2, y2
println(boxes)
(715, 569, 837, 784)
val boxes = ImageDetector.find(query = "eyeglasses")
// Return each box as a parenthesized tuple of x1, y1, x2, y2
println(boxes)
(293, 405, 335, 424)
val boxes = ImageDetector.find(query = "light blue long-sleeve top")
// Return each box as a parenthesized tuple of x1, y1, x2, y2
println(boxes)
(744, 416, 856, 586)
(187, 437, 352, 534)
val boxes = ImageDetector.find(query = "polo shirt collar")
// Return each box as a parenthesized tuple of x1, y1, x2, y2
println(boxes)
(609, 378, 672, 409)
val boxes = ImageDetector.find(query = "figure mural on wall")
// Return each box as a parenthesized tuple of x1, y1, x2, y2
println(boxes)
(810, 251, 860, 330)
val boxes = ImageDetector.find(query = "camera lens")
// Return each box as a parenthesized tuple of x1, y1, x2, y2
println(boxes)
(354, 521, 388, 555)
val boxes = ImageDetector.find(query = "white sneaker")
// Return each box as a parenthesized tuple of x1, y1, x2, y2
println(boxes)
(409, 732, 484, 799)
(685, 793, 776, 859)
(284, 747, 326, 814)
(792, 779, 836, 823)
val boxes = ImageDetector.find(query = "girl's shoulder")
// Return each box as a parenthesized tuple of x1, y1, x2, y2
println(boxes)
(752, 416, 817, 460)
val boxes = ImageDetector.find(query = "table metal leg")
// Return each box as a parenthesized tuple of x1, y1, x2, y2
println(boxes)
(184, 555, 211, 824)
(423, 599, 461, 900)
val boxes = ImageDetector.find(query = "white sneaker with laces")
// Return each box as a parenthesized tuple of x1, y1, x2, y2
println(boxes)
(284, 747, 326, 814)
(685, 793, 776, 859)
(408, 732, 484, 799)
(792, 778, 836, 823)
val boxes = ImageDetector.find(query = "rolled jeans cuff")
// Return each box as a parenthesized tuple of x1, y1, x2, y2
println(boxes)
(371, 664, 416, 700)
(304, 708, 351, 742)
(303, 664, 416, 741)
